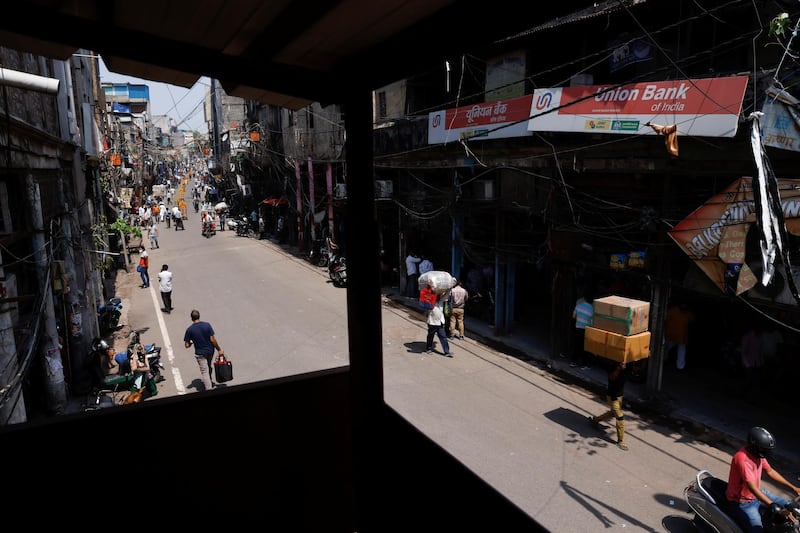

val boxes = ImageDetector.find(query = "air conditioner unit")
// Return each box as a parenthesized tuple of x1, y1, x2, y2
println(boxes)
(474, 180, 495, 200)
(375, 180, 393, 198)
(334, 183, 347, 198)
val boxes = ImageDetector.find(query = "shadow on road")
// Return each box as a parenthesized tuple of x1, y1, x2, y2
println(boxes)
(661, 514, 699, 532)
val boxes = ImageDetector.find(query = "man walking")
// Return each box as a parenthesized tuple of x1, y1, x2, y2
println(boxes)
(425, 297, 451, 357)
(137, 245, 149, 288)
(148, 221, 159, 249)
(158, 264, 173, 313)
(448, 279, 469, 340)
(184, 309, 224, 392)
(589, 361, 629, 450)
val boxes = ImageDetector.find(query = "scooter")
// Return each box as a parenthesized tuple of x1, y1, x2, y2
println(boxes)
(685, 469, 800, 532)
(97, 297, 122, 334)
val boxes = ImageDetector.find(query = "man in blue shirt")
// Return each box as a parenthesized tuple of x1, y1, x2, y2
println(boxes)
(184, 309, 225, 392)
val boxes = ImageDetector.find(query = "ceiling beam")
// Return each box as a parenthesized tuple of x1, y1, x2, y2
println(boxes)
(0, 5, 338, 104)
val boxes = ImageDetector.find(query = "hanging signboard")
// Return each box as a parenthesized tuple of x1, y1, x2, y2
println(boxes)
(527, 75, 748, 138)
(760, 86, 800, 152)
(667, 177, 800, 296)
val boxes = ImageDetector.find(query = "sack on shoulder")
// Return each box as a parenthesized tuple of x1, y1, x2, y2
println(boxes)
(136, 265, 143, 272)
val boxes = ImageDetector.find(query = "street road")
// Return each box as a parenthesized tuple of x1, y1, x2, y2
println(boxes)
(117, 209, 779, 532)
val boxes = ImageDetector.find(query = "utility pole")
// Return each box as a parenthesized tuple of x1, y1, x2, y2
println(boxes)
(27, 174, 68, 414)
(210, 79, 221, 172)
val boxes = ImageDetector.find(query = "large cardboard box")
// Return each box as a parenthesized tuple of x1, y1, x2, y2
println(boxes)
(592, 295, 650, 335)
(584, 327, 651, 363)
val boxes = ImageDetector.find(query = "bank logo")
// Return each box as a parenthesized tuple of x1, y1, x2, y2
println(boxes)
(535, 92, 553, 111)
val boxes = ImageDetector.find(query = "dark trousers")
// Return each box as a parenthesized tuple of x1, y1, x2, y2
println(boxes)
(406, 274, 419, 297)
(426, 324, 450, 354)
(161, 290, 172, 311)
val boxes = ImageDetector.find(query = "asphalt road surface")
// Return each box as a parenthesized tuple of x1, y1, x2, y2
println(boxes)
(113, 210, 786, 532)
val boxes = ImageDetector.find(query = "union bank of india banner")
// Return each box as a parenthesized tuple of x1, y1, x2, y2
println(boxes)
(527, 75, 748, 138)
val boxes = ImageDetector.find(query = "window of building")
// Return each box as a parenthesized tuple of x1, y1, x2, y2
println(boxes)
(378, 91, 387, 119)
(0, 182, 12, 234)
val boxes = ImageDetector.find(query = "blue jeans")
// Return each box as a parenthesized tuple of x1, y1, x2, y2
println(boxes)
(139, 268, 149, 287)
(732, 488, 790, 531)
(426, 324, 450, 354)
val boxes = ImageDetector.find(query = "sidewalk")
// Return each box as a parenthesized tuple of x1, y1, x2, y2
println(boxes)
(261, 237, 799, 472)
(380, 289, 800, 474)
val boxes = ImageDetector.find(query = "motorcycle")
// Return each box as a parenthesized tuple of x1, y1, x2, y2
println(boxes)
(685, 469, 800, 532)
(201, 215, 216, 238)
(325, 237, 347, 287)
(329, 255, 347, 287)
(97, 297, 122, 334)
(231, 215, 251, 237)
(84, 333, 164, 410)
(126, 329, 164, 377)
(307, 237, 328, 267)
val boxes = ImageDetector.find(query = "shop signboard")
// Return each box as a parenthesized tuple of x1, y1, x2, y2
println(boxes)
(668, 177, 800, 295)
(428, 95, 533, 144)
(527, 75, 748, 138)
(760, 86, 800, 152)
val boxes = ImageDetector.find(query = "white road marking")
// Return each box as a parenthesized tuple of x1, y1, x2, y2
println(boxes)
(148, 285, 187, 395)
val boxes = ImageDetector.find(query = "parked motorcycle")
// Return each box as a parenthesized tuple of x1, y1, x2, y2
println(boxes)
(229, 215, 251, 237)
(126, 329, 165, 381)
(685, 469, 800, 532)
(325, 237, 346, 287)
(329, 255, 347, 287)
(84, 333, 164, 410)
(97, 297, 122, 334)
(307, 237, 328, 267)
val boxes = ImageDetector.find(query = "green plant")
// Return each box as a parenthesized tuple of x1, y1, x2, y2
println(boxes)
(770, 12, 790, 37)
(110, 219, 142, 239)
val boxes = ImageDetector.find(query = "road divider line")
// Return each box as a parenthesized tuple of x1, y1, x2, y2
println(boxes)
(148, 285, 186, 395)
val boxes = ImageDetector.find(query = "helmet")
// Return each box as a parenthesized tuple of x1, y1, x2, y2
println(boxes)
(91, 338, 109, 352)
(747, 426, 775, 458)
